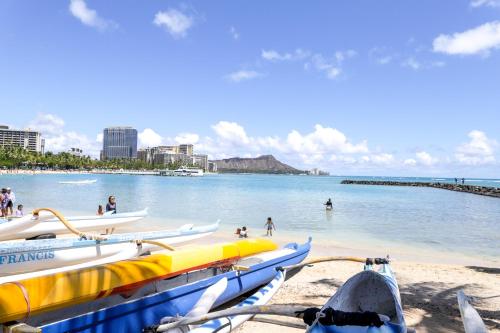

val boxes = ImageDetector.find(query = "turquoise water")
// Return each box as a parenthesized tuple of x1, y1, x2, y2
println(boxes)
(1, 173, 499, 262)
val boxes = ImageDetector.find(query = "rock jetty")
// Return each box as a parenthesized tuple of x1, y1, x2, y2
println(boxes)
(340, 180, 500, 198)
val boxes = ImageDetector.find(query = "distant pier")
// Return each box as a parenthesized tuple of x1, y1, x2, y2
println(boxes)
(341, 180, 500, 198)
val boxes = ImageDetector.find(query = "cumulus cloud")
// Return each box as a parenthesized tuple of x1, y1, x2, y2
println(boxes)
(138, 128, 163, 148)
(404, 158, 417, 166)
(153, 9, 193, 39)
(433, 21, 500, 55)
(229, 26, 239, 40)
(455, 130, 497, 165)
(27, 113, 100, 156)
(69, 0, 116, 30)
(175, 133, 199, 144)
(225, 70, 263, 82)
(415, 151, 438, 166)
(470, 0, 500, 7)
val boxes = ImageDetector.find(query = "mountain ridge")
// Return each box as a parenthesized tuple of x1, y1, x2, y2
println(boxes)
(214, 155, 303, 174)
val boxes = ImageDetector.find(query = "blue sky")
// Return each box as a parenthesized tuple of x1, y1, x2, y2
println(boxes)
(0, 0, 499, 176)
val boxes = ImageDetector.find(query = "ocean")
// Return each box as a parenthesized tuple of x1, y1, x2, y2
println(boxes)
(2, 173, 499, 264)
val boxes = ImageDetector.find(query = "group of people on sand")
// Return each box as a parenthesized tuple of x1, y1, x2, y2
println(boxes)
(97, 195, 117, 215)
(235, 217, 276, 238)
(0, 187, 23, 217)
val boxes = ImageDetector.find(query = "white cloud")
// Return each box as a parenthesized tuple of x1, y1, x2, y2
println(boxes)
(27, 113, 100, 156)
(305, 50, 356, 79)
(229, 26, 239, 40)
(96, 133, 103, 143)
(153, 9, 193, 39)
(28, 113, 65, 136)
(175, 133, 199, 144)
(261, 49, 310, 62)
(415, 151, 438, 166)
(404, 158, 417, 166)
(433, 21, 500, 55)
(364, 153, 395, 165)
(138, 128, 163, 148)
(455, 130, 497, 165)
(402, 57, 421, 70)
(69, 0, 116, 31)
(470, 0, 500, 7)
(225, 70, 263, 82)
(211, 122, 250, 145)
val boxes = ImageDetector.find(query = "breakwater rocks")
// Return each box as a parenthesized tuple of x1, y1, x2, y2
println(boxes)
(340, 180, 500, 198)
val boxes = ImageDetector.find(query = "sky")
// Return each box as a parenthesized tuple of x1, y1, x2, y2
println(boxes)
(0, 0, 499, 177)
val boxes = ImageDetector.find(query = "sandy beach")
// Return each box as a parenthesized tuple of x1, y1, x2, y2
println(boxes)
(202, 234, 500, 332)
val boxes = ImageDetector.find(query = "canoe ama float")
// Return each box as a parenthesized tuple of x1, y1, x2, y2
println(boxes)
(0, 238, 278, 323)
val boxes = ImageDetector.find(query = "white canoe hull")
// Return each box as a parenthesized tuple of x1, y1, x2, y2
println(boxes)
(0, 209, 148, 241)
(0, 223, 218, 280)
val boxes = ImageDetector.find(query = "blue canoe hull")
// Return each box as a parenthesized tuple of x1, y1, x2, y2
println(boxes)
(40, 240, 311, 333)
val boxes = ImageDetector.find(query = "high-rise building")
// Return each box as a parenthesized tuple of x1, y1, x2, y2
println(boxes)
(179, 144, 193, 156)
(102, 127, 138, 160)
(193, 154, 208, 171)
(0, 125, 43, 153)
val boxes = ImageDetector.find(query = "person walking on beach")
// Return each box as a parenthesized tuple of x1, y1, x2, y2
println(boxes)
(265, 217, 275, 236)
(461, 178, 465, 185)
(97, 205, 104, 216)
(6, 188, 15, 216)
(454, 178, 458, 184)
(0, 189, 8, 217)
(106, 196, 117, 214)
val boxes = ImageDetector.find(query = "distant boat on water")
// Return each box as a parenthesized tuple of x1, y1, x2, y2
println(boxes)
(173, 168, 204, 177)
(58, 179, 97, 184)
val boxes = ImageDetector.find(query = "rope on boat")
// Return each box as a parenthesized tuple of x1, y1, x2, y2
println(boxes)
(136, 239, 175, 251)
(154, 305, 308, 332)
(280, 256, 368, 271)
(32, 208, 107, 241)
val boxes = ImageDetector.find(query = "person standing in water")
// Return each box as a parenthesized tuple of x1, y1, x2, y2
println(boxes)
(265, 217, 275, 236)
(106, 196, 117, 214)
(324, 198, 333, 210)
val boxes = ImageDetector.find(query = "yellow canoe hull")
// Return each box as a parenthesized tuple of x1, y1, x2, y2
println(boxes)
(0, 238, 277, 323)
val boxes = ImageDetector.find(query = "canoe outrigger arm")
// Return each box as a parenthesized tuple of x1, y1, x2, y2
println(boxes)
(32, 208, 107, 241)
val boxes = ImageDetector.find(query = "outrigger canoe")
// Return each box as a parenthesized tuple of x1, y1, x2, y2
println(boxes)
(0, 238, 280, 324)
(5, 239, 310, 333)
(0, 221, 219, 278)
(308, 258, 406, 333)
(0, 209, 148, 241)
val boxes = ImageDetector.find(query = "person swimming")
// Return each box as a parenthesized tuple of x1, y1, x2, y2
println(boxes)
(325, 198, 333, 210)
